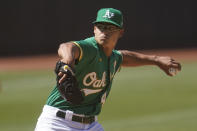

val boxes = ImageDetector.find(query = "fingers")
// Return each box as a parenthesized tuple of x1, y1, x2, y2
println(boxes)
(159, 62, 180, 77)
(58, 72, 67, 84)
(170, 58, 175, 62)
(158, 65, 173, 77)
(157, 56, 181, 77)
(165, 68, 174, 77)
(170, 61, 182, 71)
(167, 61, 181, 76)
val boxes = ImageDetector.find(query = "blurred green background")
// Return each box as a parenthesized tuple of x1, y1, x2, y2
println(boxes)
(0, 61, 197, 131)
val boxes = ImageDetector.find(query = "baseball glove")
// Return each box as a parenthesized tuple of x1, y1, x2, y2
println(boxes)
(55, 61, 84, 105)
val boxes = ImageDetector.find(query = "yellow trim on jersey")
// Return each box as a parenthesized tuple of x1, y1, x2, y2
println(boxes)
(117, 50, 123, 64)
(73, 42, 83, 61)
(117, 50, 123, 72)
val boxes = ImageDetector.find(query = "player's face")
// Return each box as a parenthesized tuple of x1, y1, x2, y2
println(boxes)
(94, 22, 123, 47)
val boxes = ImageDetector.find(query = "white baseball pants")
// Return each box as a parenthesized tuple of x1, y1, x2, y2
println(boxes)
(34, 105, 104, 131)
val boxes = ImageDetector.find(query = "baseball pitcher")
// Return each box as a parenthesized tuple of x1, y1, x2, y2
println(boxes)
(35, 8, 181, 131)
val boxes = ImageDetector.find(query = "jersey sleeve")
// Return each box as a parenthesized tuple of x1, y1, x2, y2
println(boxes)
(72, 39, 97, 64)
(72, 41, 83, 61)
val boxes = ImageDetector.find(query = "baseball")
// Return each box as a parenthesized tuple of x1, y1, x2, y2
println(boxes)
(169, 67, 178, 76)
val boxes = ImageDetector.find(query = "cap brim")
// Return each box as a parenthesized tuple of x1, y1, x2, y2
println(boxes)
(92, 20, 122, 28)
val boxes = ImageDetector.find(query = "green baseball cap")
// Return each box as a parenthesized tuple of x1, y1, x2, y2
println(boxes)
(93, 8, 123, 28)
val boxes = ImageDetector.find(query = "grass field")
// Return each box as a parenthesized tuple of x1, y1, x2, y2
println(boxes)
(0, 62, 197, 131)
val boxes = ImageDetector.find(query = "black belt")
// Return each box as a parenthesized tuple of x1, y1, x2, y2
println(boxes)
(56, 110, 95, 124)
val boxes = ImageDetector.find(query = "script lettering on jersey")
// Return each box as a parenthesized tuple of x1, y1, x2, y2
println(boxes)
(83, 72, 106, 88)
(82, 72, 106, 96)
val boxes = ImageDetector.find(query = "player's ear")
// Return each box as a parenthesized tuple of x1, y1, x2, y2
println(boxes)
(119, 29, 124, 38)
(93, 25, 97, 34)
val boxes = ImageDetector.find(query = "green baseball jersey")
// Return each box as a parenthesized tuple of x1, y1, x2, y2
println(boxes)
(46, 37, 123, 116)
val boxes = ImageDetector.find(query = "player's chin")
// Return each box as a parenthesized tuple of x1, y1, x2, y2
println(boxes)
(99, 38, 109, 44)
(100, 41, 109, 46)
